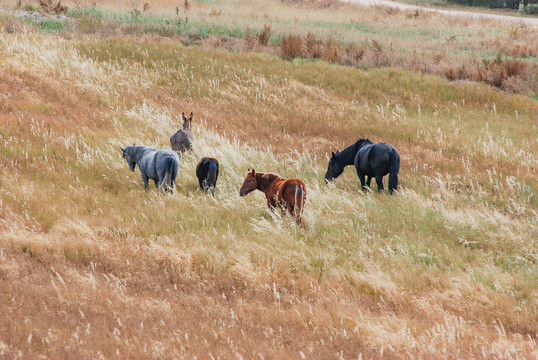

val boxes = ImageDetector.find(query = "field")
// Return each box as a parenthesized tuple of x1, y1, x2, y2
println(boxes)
(1, 0, 537, 358)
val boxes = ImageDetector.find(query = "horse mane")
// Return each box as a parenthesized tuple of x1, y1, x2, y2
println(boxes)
(126, 145, 156, 160)
(259, 172, 283, 182)
(355, 138, 371, 145)
(354, 138, 372, 150)
(125, 145, 137, 157)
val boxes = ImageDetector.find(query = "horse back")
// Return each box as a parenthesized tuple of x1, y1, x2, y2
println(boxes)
(170, 130, 193, 152)
(196, 157, 219, 185)
(356, 143, 397, 176)
(150, 149, 179, 178)
(279, 179, 306, 204)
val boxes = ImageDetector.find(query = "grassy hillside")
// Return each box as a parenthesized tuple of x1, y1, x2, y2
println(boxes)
(3, 0, 538, 96)
(1, 4, 537, 359)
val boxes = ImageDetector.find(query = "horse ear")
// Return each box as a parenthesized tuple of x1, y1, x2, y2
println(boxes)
(336, 150, 339, 154)
(120, 147, 125, 152)
(331, 151, 335, 157)
(189, 112, 193, 120)
(182, 112, 186, 121)
(251, 169, 256, 176)
(132, 143, 136, 146)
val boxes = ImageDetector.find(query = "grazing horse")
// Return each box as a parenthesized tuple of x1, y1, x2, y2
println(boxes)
(170, 112, 194, 154)
(121, 144, 179, 192)
(239, 169, 306, 222)
(325, 138, 400, 194)
(196, 157, 219, 196)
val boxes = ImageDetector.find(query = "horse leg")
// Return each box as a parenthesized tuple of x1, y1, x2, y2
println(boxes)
(375, 175, 384, 192)
(267, 199, 276, 212)
(287, 202, 295, 218)
(366, 176, 372, 188)
(141, 173, 149, 188)
(356, 170, 366, 191)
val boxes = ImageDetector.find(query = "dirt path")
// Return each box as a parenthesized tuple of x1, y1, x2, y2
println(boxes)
(342, 0, 538, 26)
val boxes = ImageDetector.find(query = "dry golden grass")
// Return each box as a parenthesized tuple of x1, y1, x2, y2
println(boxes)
(0, 12, 537, 360)
(3, 0, 538, 96)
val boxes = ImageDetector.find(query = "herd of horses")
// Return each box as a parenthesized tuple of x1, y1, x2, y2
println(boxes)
(121, 113, 401, 223)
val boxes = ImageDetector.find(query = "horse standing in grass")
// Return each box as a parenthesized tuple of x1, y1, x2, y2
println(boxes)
(196, 157, 219, 196)
(325, 138, 400, 194)
(121, 144, 179, 192)
(170, 112, 194, 154)
(239, 169, 306, 222)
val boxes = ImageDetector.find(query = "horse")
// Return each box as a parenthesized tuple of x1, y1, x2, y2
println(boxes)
(325, 138, 400, 194)
(196, 157, 219, 196)
(170, 112, 194, 154)
(121, 144, 179, 192)
(239, 169, 306, 222)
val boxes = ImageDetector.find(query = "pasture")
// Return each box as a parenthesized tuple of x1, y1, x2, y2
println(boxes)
(0, 0, 537, 358)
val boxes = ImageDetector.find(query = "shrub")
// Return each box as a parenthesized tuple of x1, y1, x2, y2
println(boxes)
(522, 4, 538, 14)
(280, 33, 304, 60)
(475, 53, 531, 90)
(340, 43, 365, 66)
(39, 0, 67, 13)
(304, 32, 323, 59)
(321, 36, 339, 62)
(245, 27, 257, 50)
(257, 24, 272, 47)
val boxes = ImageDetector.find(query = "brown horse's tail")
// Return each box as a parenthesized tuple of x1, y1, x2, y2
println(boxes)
(294, 183, 306, 221)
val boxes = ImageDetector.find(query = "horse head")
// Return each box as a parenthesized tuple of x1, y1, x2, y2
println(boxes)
(121, 143, 137, 172)
(325, 151, 344, 183)
(181, 112, 193, 131)
(239, 169, 257, 196)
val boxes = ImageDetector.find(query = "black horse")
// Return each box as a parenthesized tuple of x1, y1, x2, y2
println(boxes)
(196, 157, 219, 195)
(325, 139, 400, 194)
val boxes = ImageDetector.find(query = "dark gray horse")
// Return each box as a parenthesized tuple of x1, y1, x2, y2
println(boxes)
(195, 157, 219, 196)
(170, 112, 193, 154)
(325, 138, 400, 194)
(121, 144, 179, 192)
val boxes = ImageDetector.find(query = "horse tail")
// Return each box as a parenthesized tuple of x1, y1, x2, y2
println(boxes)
(161, 156, 177, 192)
(170, 157, 179, 190)
(206, 161, 218, 194)
(388, 148, 400, 194)
(294, 183, 306, 220)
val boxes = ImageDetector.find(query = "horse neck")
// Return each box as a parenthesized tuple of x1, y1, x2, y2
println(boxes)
(338, 143, 358, 167)
(133, 146, 153, 163)
(256, 173, 283, 193)
(358, 139, 373, 149)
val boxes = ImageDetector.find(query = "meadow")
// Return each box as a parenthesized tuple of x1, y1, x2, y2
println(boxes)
(0, 0, 537, 358)
(3, 0, 538, 95)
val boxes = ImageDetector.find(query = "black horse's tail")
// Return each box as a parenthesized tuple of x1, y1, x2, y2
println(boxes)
(206, 161, 218, 194)
(388, 148, 400, 194)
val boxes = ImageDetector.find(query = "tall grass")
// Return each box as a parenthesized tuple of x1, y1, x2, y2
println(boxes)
(0, 20, 537, 359)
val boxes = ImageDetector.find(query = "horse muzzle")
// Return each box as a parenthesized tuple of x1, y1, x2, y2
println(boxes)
(239, 190, 247, 196)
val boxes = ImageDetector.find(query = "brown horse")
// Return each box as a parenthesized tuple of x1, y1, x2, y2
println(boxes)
(239, 169, 306, 222)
